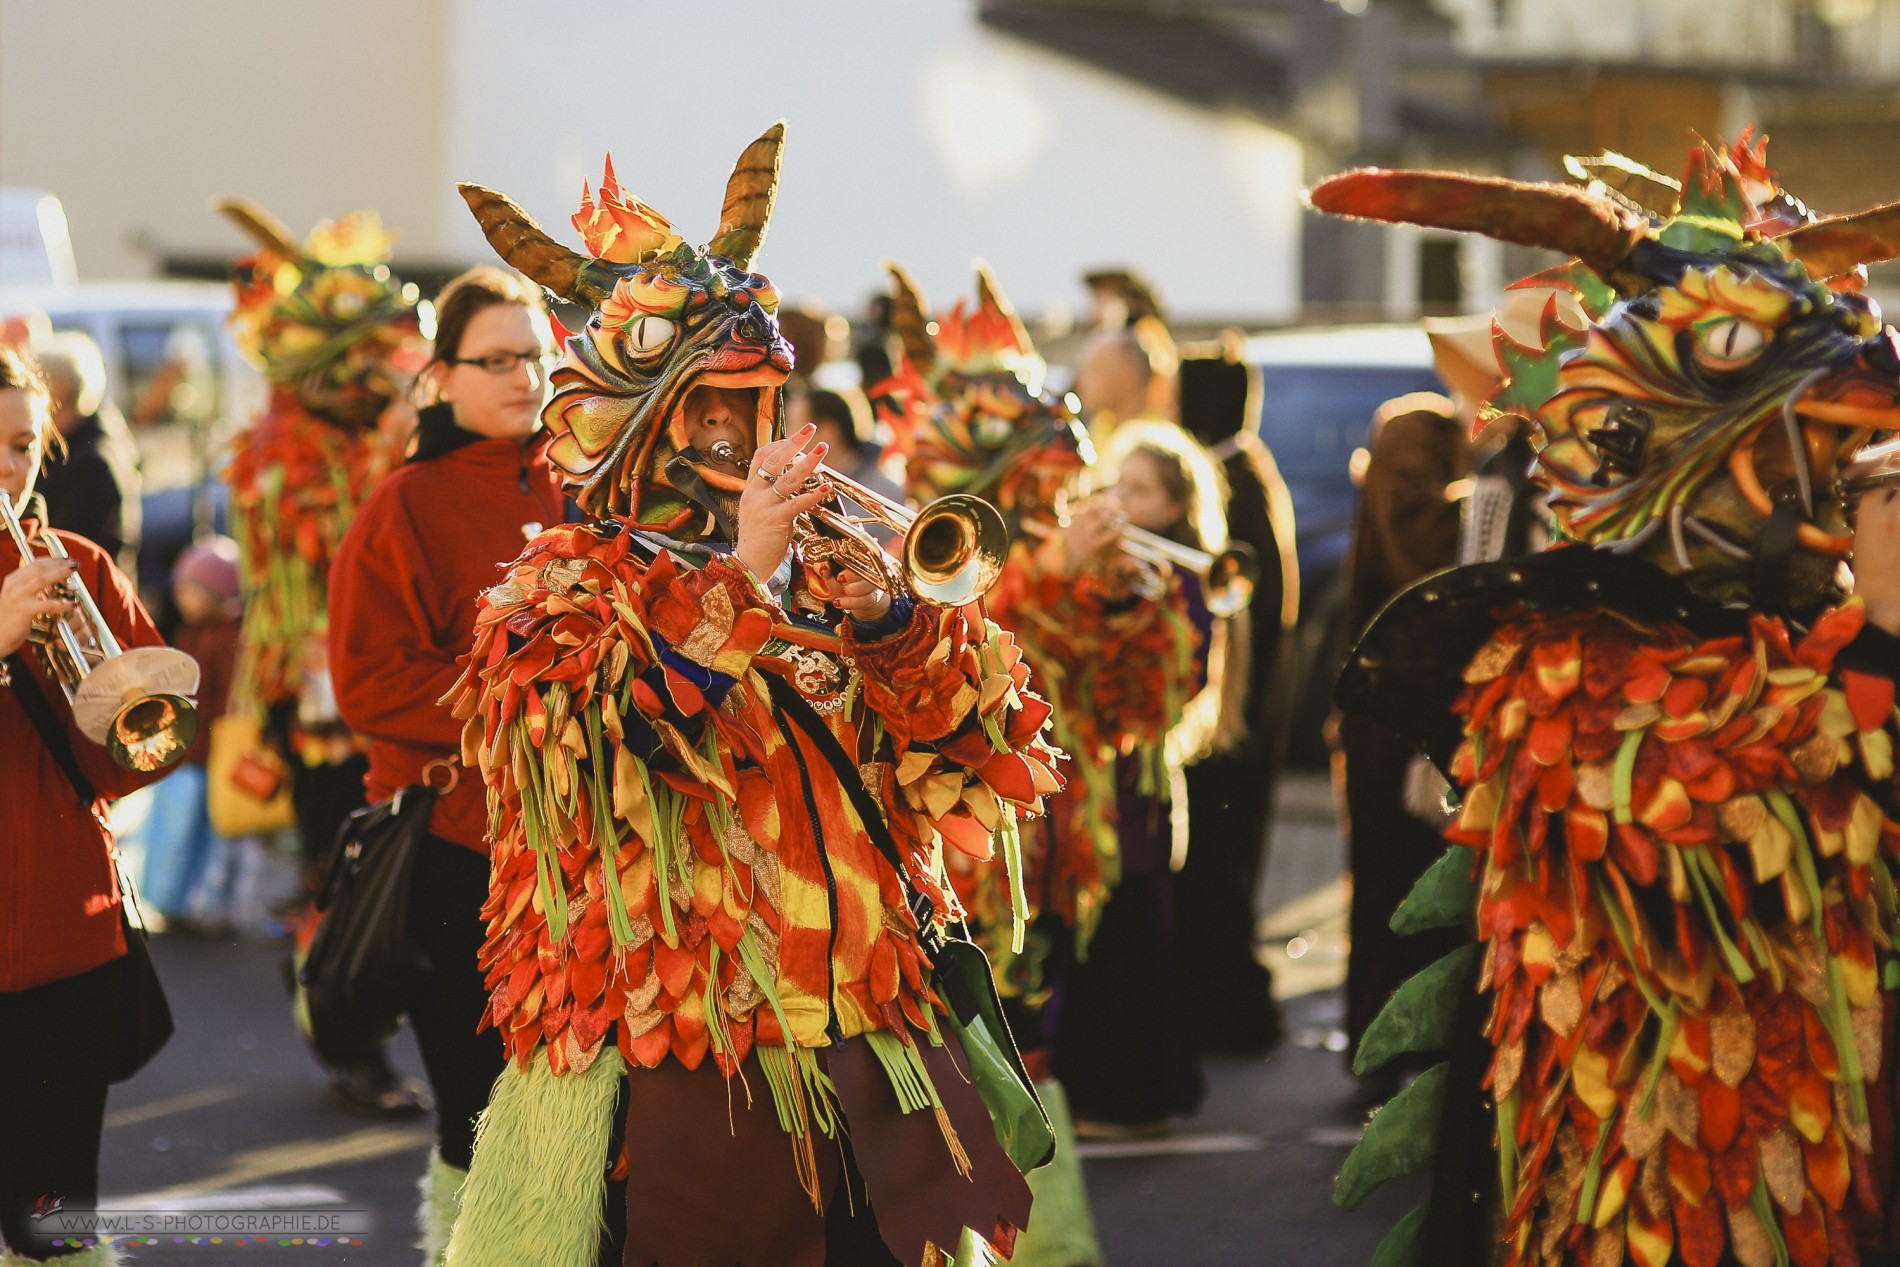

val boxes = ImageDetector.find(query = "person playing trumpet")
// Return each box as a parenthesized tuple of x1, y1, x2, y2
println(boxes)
(0, 345, 179, 1265)
(877, 264, 1222, 1263)
(441, 124, 1062, 1267)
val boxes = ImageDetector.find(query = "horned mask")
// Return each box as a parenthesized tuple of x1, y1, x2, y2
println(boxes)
(214, 198, 430, 430)
(877, 262, 1092, 521)
(1309, 135, 1900, 611)
(459, 123, 795, 535)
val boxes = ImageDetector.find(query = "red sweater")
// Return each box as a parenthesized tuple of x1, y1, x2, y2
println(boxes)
(1, 524, 169, 992)
(329, 433, 565, 854)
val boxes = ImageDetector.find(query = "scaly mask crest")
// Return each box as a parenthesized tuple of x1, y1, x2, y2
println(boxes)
(877, 262, 1092, 520)
(1311, 133, 1900, 611)
(214, 199, 429, 429)
(458, 123, 795, 534)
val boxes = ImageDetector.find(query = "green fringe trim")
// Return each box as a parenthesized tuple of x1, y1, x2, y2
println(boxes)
(418, 1151, 466, 1266)
(865, 1028, 943, 1115)
(442, 1044, 626, 1267)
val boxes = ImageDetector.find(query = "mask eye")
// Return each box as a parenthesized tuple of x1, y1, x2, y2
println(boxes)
(1695, 318, 1767, 370)
(625, 315, 675, 356)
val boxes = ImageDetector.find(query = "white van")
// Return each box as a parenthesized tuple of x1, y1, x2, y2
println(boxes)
(0, 279, 265, 491)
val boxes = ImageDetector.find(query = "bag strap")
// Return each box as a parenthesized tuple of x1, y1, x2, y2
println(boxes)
(8, 652, 98, 807)
(9, 651, 155, 931)
(759, 671, 945, 944)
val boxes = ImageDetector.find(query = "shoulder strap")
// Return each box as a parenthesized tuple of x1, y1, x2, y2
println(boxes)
(8, 653, 98, 807)
(759, 671, 942, 938)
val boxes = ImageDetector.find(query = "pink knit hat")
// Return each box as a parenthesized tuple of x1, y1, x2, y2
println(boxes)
(173, 536, 241, 611)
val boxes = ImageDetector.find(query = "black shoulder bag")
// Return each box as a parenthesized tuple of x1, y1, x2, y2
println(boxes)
(297, 767, 448, 1053)
(762, 672, 1056, 1173)
(8, 653, 174, 1083)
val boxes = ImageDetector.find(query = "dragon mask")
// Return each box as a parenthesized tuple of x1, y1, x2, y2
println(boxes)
(876, 262, 1092, 522)
(214, 198, 430, 430)
(1309, 135, 1900, 611)
(458, 123, 795, 535)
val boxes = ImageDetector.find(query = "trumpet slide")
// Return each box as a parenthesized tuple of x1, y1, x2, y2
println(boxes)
(709, 441, 1009, 607)
(3, 495, 200, 772)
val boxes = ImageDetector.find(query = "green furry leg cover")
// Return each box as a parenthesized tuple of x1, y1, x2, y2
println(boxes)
(418, 1151, 466, 1265)
(999, 1080, 1102, 1267)
(442, 1044, 626, 1267)
(943, 1080, 1102, 1267)
(1, 1240, 121, 1265)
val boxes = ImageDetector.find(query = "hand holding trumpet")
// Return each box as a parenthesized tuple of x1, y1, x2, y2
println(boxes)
(734, 423, 833, 581)
(0, 553, 78, 660)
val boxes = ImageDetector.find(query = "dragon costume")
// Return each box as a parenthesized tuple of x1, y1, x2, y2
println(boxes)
(878, 264, 1203, 985)
(877, 265, 1209, 1266)
(216, 200, 428, 759)
(1315, 136, 1900, 1267)
(441, 124, 1062, 1267)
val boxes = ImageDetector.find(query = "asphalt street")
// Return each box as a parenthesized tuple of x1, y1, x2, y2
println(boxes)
(71, 772, 1402, 1266)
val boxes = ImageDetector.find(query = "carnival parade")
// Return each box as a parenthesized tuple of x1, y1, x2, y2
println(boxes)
(19, 3, 1900, 1265)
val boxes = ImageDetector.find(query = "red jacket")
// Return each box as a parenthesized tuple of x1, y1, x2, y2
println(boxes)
(1, 524, 169, 992)
(329, 431, 565, 854)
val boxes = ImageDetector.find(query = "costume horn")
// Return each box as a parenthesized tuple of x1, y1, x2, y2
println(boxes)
(457, 183, 608, 306)
(1306, 169, 1649, 281)
(974, 261, 1033, 355)
(211, 196, 304, 260)
(707, 121, 785, 270)
(1781, 202, 1900, 279)
(883, 261, 937, 375)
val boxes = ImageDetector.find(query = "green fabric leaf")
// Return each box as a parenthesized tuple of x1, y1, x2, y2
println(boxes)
(1334, 1062, 1450, 1211)
(1389, 847, 1478, 936)
(1368, 1200, 1429, 1267)
(1353, 945, 1478, 1076)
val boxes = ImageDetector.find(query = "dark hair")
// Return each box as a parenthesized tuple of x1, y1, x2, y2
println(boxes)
(803, 388, 871, 450)
(0, 344, 62, 459)
(428, 266, 545, 366)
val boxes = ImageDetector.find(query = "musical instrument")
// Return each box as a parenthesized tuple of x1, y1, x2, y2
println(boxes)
(709, 441, 1009, 607)
(3, 496, 200, 772)
(1020, 517, 1260, 617)
(1840, 437, 1900, 507)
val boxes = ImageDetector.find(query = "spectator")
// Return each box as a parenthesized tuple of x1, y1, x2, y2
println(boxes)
(328, 266, 567, 1257)
(1336, 383, 1472, 1100)
(136, 536, 244, 933)
(1072, 316, 1177, 438)
(32, 331, 141, 573)
(787, 385, 901, 504)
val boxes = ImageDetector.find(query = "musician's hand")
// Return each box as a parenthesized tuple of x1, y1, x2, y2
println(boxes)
(735, 425, 831, 583)
(829, 569, 894, 626)
(1057, 495, 1125, 576)
(0, 556, 77, 660)
(1854, 486, 1900, 635)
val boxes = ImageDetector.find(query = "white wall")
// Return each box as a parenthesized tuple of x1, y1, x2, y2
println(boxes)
(0, 0, 451, 280)
(442, 0, 1304, 321)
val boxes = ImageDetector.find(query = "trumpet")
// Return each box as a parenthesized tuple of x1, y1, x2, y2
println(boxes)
(709, 441, 1009, 607)
(3, 495, 200, 772)
(1840, 437, 1900, 507)
(1021, 516, 1260, 618)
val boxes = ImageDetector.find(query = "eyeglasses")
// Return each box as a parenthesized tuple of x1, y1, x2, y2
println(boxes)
(449, 350, 556, 376)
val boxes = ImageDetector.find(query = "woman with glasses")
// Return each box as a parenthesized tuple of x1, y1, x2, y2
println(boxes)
(327, 265, 566, 1259)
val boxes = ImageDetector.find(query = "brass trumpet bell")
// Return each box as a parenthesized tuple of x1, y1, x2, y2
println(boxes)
(75, 647, 202, 772)
(3, 496, 201, 773)
(898, 493, 1009, 608)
